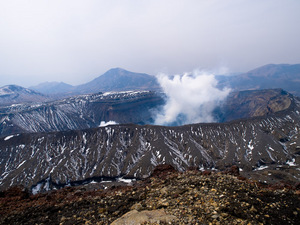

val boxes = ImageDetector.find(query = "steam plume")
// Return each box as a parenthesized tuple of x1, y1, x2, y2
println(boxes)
(155, 70, 231, 125)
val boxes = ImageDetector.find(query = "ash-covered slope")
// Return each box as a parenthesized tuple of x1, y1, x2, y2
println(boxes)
(0, 91, 164, 137)
(0, 95, 299, 192)
(0, 88, 291, 138)
(0, 85, 48, 107)
(216, 89, 292, 122)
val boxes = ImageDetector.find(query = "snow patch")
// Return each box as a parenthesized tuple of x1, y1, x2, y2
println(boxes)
(99, 121, 118, 127)
(31, 183, 42, 195)
(17, 160, 26, 169)
(0, 87, 12, 95)
(117, 177, 136, 184)
(156, 150, 162, 159)
(4, 134, 19, 141)
(82, 133, 87, 144)
(100, 180, 112, 183)
(254, 165, 269, 171)
(248, 140, 254, 151)
(286, 158, 296, 166)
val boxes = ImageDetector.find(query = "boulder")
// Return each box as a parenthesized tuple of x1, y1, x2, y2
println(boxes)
(111, 209, 178, 225)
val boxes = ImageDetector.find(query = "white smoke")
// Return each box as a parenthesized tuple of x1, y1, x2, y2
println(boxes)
(154, 70, 231, 125)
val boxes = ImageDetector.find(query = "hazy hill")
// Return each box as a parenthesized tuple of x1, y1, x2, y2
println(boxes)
(28, 68, 161, 97)
(218, 64, 300, 96)
(30, 82, 74, 95)
(0, 85, 48, 106)
(75, 68, 161, 94)
(28, 64, 300, 99)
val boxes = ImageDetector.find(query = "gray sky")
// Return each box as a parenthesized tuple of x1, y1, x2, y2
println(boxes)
(0, 0, 299, 87)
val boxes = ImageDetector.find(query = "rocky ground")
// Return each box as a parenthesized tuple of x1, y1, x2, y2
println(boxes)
(0, 165, 299, 225)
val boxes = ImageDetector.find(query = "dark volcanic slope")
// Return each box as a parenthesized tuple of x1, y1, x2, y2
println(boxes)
(216, 89, 292, 122)
(0, 95, 299, 192)
(0, 91, 164, 137)
(0, 88, 291, 138)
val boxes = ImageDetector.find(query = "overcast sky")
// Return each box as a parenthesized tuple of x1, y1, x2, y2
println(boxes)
(0, 0, 299, 87)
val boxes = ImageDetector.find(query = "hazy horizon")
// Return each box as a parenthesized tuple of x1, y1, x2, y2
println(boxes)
(0, 0, 299, 87)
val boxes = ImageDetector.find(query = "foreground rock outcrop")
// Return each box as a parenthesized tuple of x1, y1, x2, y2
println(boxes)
(0, 166, 299, 225)
(111, 209, 178, 225)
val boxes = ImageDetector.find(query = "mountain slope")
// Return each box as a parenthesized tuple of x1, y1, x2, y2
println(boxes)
(28, 68, 161, 97)
(29, 82, 74, 95)
(0, 91, 165, 137)
(218, 64, 300, 96)
(0, 89, 292, 138)
(0, 85, 48, 106)
(215, 89, 292, 122)
(75, 68, 160, 94)
(1, 169, 299, 225)
(0, 94, 299, 192)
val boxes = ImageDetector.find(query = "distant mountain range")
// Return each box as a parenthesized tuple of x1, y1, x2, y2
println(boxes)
(217, 64, 300, 96)
(30, 64, 300, 98)
(30, 68, 161, 97)
(0, 64, 300, 106)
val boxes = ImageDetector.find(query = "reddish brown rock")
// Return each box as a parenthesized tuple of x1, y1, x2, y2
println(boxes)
(150, 164, 177, 178)
(225, 165, 240, 176)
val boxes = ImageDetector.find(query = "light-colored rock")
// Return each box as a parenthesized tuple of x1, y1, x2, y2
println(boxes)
(111, 209, 178, 225)
(130, 203, 143, 211)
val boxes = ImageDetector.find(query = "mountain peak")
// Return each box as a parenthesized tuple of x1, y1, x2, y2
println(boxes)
(101, 67, 132, 77)
(30, 81, 73, 95)
(102, 68, 151, 78)
(107, 67, 127, 72)
(76, 68, 160, 94)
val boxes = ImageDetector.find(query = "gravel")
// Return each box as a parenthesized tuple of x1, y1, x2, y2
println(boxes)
(0, 166, 299, 225)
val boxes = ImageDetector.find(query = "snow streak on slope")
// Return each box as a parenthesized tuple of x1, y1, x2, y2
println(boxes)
(0, 91, 164, 137)
(0, 97, 300, 192)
